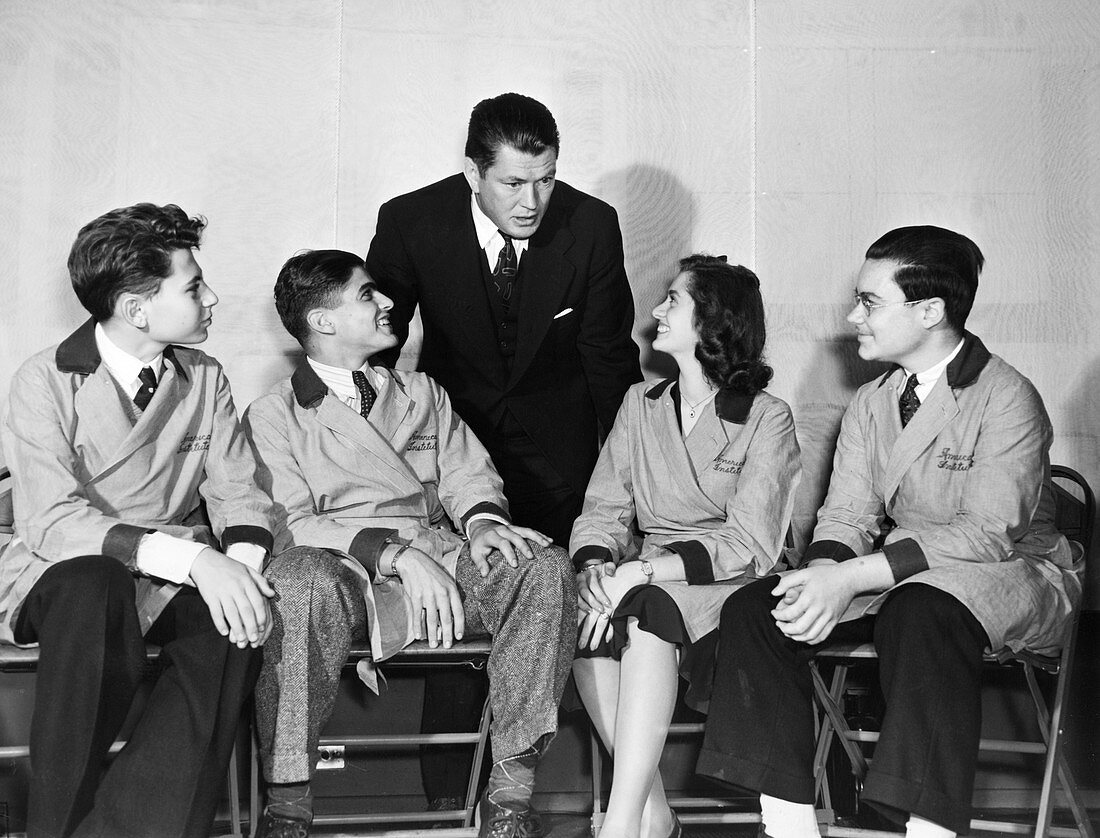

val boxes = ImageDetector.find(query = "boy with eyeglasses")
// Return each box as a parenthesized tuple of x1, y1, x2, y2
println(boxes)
(697, 226, 1080, 838)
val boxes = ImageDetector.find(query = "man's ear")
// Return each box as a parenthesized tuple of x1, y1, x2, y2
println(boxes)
(463, 157, 481, 194)
(306, 307, 335, 337)
(117, 293, 148, 329)
(921, 297, 947, 330)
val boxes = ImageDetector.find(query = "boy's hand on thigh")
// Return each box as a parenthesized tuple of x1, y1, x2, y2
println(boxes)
(467, 520, 551, 573)
(394, 547, 465, 648)
(190, 548, 276, 648)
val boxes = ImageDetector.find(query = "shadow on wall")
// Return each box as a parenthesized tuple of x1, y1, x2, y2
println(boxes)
(597, 164, 694, 382)
(789, 335, 887, 555)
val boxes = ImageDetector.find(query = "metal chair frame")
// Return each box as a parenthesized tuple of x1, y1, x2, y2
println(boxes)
(248, 638, 493, 837)
(809, 465, 1096, 838)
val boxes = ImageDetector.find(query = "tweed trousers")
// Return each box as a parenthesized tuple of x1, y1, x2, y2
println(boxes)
(255, 542, 576, 783)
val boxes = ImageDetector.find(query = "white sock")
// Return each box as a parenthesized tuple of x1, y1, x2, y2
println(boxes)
(905, 815, 955, 838)
(759, 794, 820, 838)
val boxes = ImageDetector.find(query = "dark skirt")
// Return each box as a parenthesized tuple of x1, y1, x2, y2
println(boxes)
(575, 584, 719, 712)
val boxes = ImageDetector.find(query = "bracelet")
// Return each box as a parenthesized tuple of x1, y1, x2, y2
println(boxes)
(389, 543, 410, 579)
(582, 558, 604, 570)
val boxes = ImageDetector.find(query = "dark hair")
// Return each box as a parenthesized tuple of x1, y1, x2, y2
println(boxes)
(865, 225, 984, 332)
(679, 254, 773, 395)
(274, 249, 365, 346)
(67, 203, 206, 322)
(465, 93, 560, 175)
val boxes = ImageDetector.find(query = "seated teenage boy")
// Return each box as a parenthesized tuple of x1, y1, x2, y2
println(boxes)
(697, 226, 1081, 838)
(0, 203, 289, 838)
(243, 250, 576, 838)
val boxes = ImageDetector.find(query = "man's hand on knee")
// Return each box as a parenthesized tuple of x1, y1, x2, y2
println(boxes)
(190, 547, 277, 648)
(467, 520, 551, 575)
(393, 547, 466, 648)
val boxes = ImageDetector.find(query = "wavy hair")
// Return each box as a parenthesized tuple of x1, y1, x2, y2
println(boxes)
(67, 203, 206, 322)
(680, 254, 773, 395)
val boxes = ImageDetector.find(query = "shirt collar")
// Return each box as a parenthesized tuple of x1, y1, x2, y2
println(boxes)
(94, 322, 164, 389)
(876, 331, 991, 392)
(306, 357, 383, 403)
(901, 337, 965, 390)
(470, 193, 529, 259)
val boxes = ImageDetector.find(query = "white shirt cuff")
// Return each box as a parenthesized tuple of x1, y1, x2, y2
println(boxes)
(226, 542, 266, 573)
(464, 512, 510, 538)
(136, 532, 206, 584)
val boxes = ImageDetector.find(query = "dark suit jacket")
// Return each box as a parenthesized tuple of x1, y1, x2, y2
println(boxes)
(366, 173, 641, 496)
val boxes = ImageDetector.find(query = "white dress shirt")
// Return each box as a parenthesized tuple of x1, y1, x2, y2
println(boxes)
(899, 338, 965, 402)
(471, 193, 530, 270)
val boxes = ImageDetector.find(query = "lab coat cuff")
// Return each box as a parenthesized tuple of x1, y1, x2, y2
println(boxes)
(460, 502, 510, 530)
(663, 540, 714, 584)
(103, 523, 153, 564)
(348, 527, 398, 576)
(222, 525, 274, 556)
(804, 539, 857, 564)
(572, 545, 613, 572)
(882, 538, 928, 582)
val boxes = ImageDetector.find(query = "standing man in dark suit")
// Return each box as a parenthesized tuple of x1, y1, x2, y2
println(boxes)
(366, 92, 642, 810)
(367, 92, 641, 549)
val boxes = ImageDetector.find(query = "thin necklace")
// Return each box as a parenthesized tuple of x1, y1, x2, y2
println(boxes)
(681, 387, 717, 419)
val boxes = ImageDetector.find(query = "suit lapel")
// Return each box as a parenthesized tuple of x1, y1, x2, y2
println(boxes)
(424, 188, 500, 364)
(508, 205, 576, 387)
(881, 374, 959, 503)
(73, 366, 143, 473)
(365, 371, 414, 443)
(313, 393, 421, 497)
(83, 360, 195, 480)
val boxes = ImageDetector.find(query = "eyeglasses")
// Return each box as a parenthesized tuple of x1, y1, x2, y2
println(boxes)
(852, 292, 929, 315)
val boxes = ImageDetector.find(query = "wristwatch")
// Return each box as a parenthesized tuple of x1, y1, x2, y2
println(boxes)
(639, 559, 655, 582)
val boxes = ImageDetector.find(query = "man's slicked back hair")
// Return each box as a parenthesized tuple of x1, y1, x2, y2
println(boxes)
(274, 249, 365, 346)
(865, 225, 984, 333)
(465, 92, 560, 175)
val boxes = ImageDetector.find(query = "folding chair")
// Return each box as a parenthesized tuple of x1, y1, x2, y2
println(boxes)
(249, 637, 493, 836)
(810, 465, 1096, 838)
(0, 466, 247, 837)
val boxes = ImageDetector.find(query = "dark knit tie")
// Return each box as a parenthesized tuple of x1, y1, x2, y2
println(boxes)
(133, 366, 157, 411)
(899, 373, 921, 427)
(491, 230, 518, 307)
(352, 370, 376, 419)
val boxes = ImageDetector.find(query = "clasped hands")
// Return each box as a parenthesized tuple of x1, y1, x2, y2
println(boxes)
(769, 559, 861, 645)
(575, 560, 649, 652)
(394, 521, 550, 649)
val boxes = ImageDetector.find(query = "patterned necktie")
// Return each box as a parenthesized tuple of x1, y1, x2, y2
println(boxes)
(899, 373, 921, 427)
(133, 366, 157, 411)
(351, 370, 376, 419)
(491, 230, 518, 307)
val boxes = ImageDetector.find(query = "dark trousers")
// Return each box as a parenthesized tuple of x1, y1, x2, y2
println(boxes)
(698, 578, 989, 833)
(421, 411, 583, 801)
(14, 556, 260, 838)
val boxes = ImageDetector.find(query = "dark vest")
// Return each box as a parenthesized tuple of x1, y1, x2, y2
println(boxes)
(478, 248, 524, 370)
